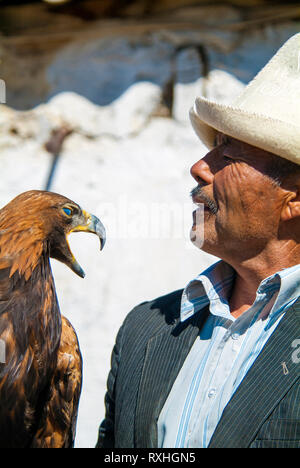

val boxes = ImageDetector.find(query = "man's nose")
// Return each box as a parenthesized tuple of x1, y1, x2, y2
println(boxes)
(190, 157, 214, 185)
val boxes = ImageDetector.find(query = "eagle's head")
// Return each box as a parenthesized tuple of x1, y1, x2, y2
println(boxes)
(0, 190, 106, 280)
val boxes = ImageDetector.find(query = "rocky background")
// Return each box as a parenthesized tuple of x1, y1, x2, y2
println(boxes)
(0, 0, 299, 448)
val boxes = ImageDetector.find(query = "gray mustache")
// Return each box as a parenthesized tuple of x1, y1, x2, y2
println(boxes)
(190, 186, 218, 215)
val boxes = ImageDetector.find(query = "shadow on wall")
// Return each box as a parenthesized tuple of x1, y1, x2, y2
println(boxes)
(46, 39, 207, 108)
(46, 24, 300, 107)
(1, 0, 300, 110)
(3, 24, 299, 111)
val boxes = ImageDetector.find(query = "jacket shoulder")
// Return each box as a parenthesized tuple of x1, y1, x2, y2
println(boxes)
(125, 288, 183, 328)
(119, 289, 184, 350)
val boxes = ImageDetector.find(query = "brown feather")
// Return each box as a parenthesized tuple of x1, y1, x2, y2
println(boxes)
(0, 191, 86, 448)
(31, 317, 82, 448)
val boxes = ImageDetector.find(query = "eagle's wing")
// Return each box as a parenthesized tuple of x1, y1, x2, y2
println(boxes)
(31, 316, 83, 448)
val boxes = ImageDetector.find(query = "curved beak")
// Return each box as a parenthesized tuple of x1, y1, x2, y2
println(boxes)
(86, 214, 106, 251)
(65, 211, 106, 278)
(71, 212, 106, 251)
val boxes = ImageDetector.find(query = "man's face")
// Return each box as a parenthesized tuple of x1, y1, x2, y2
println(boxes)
(190, 133, 287, 262)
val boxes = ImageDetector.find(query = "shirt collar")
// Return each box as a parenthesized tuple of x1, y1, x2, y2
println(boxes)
(264, 264, 300, 318)
(181, 260, 234, 322)
(181, 261, 300, 323)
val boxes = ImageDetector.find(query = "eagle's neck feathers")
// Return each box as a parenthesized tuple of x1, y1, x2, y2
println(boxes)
(0, 239, 62, 376)
(0, 226, 62, 351)
(0, 225, 47, 282)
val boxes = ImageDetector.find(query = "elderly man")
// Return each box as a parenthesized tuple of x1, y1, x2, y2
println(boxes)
(96, 33, 300, 448)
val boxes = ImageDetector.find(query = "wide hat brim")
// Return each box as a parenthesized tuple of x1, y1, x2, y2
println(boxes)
(190, 96, 300, 165)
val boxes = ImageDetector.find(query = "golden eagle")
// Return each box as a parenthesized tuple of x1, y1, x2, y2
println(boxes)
(0, 190, 106, 448)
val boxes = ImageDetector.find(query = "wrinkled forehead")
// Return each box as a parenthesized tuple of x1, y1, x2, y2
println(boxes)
(214, 131, 278, 164)
(214, 132, 300, 185)
(215, 132, 265, 152)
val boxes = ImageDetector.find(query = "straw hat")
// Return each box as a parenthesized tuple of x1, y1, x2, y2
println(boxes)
(190, 33, 300, 165)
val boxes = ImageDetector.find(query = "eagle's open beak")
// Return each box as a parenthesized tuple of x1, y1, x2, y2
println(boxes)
(67, 212, 106, 278)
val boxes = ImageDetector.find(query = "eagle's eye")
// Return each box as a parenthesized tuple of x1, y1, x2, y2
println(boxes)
(62, 206, 73, 217)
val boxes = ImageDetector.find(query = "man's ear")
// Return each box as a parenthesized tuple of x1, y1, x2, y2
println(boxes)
(281, 190, 300, 221)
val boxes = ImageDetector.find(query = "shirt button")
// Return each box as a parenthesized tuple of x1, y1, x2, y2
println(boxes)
(231, 333, 239, 340)
(208, 388, 217, 399)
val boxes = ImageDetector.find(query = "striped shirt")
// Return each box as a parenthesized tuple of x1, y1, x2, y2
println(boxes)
(157, 261, 300, 448)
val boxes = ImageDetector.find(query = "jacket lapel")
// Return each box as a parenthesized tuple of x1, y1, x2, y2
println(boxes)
(134, 304, 208, 448)
(209, 299, 300, 448)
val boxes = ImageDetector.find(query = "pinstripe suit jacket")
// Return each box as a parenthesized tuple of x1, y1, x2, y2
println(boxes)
(96, 290, 300, 448)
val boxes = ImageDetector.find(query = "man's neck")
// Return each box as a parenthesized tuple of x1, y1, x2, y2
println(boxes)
(229, 274, 258, 319)
(227, 244, 300, 318)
